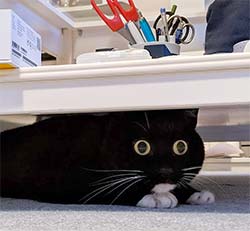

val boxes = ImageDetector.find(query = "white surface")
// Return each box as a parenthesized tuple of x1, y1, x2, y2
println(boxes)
(77, 49, 152, 64)
(0, 10, 11, 61)
(0, 0, 208, 61)
(234, 40, 250, 53)
(205, 143, 244, 158)
(203, 158, 250, 173)
(0, 174, 249, 231)
(170, 0, 214, 14)
(0, 53, 249, 120)
(0, 0, 67, 62)
(0, 9, 41, 68)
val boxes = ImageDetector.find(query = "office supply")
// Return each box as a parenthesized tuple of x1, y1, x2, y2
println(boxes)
(153, 11, 195, 45)
(138, 11, 155, 42)
(170, 4, 177, 16)
(167, 15, 195, 44)
(127, 21, 145, 44)
(156, 28, 163, 41)
(91, 0, 144, 45)
(0, 9, 41, 69)
(160, 8, 169, 42)
(153, 4, 177, 31)
(132, 42, 180, 58)
(167, 4, 177, 29)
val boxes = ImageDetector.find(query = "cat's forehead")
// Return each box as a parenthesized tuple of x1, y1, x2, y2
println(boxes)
(130, 120, 185, 138)
(127, 110, 198, 134)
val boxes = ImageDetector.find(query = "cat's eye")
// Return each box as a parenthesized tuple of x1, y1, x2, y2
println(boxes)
(134, 140, 151, 156)
(173, 140, 188, 155)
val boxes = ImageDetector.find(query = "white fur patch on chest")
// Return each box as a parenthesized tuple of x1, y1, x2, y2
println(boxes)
(151, 183, 176, 194)
(186, 190, 215, 205)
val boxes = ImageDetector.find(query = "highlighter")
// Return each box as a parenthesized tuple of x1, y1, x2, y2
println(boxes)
(138, 11, 155, 42)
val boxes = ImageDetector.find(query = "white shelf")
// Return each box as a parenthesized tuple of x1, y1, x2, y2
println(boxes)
(203, 158, 250, 173)
(0, 0, 74, 28)
(0, 53, 249, 119)
(0, 0, 206, 29)
(0, 0, 74, 60)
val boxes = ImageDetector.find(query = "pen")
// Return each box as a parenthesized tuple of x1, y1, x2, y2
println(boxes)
(160, 8, 170, 42)
(127, 21, 145, 44)
(138, 11, 155, 42)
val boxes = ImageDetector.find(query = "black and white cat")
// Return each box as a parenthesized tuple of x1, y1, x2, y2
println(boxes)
(0, 110, 215, 208)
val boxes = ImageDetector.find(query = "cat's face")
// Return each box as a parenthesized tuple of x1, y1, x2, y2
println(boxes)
(99, 110, 205, 188)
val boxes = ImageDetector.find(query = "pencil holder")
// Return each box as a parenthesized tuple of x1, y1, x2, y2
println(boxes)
(132, 42, 180, 58)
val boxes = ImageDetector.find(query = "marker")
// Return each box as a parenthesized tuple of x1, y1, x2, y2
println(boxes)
(168, 5, 178, 30)
(160, 8, 170, 42)
(170, 5, 177, 17)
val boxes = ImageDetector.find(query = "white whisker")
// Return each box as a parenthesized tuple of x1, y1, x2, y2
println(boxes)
(90, 178, 132, 187)
(90, 173, 138, 185)
(182, 176, 195, 182)
(144, 112, 150, 130)
(105, 176, 145, 196)
(111, 178, 145, 205)
(196, 175, 226, 194)
(132, 122, 148, 132)
(177, 180, 188, 189)
(182, 166, 202, 172)
(190, 178, 204, 190)
(81, 167, 143, 173)
(183, 173, 197, 177)
(80, 177, 134, 203)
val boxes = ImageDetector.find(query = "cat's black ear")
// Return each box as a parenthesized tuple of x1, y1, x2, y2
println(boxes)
(184, 109, 199, 129)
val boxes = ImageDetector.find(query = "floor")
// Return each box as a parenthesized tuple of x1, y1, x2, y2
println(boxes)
(0, 173, 249, 231)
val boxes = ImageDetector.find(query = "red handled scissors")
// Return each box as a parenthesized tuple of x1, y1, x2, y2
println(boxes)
(91, 0, 139, 44)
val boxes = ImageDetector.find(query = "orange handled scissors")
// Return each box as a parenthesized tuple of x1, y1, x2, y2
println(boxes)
(91, 0, 139, 44)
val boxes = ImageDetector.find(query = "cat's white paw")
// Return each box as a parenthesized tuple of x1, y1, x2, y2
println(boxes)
(186, 190, 215, 205)
(137, 192, 178, 209)
(137, 194, 157, 208)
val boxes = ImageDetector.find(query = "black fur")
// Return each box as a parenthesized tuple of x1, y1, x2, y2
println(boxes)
(0, 110, 204, 205)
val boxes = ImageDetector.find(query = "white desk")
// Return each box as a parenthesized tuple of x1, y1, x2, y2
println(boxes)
(0, 53, 249, 140)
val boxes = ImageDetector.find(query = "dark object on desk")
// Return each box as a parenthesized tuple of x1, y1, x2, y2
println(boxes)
(96, 48, 115, 52)
(144, 44, 173, 58)
(205, 0, 250, 54)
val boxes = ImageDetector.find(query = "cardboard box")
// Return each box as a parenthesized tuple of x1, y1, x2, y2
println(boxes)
(0, 9, 41, 69)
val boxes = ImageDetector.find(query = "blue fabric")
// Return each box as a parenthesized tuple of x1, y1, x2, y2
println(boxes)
(205, 0, 250, 54)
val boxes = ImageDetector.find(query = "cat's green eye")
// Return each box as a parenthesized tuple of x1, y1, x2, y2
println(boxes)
(173, 140, 188, 155)
(134, 140, 151, 156)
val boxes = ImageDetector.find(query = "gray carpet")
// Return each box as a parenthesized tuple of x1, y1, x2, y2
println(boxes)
(0, 173, 250, 231)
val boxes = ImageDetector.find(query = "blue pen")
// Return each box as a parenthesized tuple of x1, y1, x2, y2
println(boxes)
(138, 11, 155, 42)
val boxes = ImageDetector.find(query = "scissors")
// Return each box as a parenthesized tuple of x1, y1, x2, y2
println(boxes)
(167, 15, 195, 44)
(91, 0, 139, 44)
(153, 13, 195, 44)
